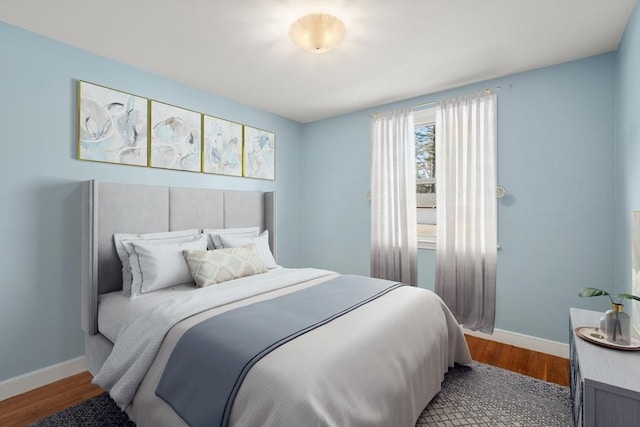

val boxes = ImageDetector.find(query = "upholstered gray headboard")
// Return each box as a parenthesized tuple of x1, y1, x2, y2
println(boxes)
(81, 180, 276, 335)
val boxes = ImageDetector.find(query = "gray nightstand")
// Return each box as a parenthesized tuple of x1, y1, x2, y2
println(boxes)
(569, 308, 640, 426)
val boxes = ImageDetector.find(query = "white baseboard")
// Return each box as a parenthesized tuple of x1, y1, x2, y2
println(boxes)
(0, 356, 86, 401)
(463, 327, 569, 359)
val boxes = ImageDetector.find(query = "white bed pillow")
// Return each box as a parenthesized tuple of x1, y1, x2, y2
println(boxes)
(203, 226, 260, 250)
(182, 244, 268, 288)
(125, 234, 208, 299)
(114, 229, 200, 295)
(219, 230, 277, 269)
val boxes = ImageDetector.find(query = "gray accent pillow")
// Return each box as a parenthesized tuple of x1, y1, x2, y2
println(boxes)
(203, 227, 260, 250)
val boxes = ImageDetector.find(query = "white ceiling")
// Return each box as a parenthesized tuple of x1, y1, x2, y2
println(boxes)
(0, 0, 636, 123)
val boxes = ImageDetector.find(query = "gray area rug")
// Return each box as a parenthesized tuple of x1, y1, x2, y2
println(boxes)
(31, 361, 571, 426)
(416, 362, 571, 426)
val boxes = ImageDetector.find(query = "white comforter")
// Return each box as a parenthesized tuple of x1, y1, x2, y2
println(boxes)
(95, 268, 472, 426)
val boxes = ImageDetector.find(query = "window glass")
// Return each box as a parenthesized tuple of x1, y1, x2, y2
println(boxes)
(415, 107, 437, 249)
(416, 123, 436, 208)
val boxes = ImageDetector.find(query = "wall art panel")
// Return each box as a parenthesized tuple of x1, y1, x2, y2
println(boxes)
(243, 126, 275, 180)
(203, 115, 243, 176)
(150, 101, 201, 172)
(78, 81, 148, 166)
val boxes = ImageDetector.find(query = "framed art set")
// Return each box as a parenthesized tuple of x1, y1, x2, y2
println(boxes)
(77, 81, 275, 180)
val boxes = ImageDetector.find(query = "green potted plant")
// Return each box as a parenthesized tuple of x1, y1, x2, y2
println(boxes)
(578, 287, 640, 344)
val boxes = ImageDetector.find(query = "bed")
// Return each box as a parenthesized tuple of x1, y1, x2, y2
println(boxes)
(81, 180, 471, 427)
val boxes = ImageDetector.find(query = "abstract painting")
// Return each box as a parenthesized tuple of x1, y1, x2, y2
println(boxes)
(78, 81, 148, 166)
(203, 115, 243, 176)
(150, 101, 201, 172)
(632, 211, 640, 335)
(243, 126, 275, 180)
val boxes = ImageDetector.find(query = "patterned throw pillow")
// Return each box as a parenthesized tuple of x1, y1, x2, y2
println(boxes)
(182, 244, 268, 288)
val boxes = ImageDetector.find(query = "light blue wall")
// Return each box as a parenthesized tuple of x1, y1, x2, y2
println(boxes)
(0, 22, 304, 382)
(615, 4, 640, 296)
(2, 9, 639, 383)
(302, 53, 617, 343)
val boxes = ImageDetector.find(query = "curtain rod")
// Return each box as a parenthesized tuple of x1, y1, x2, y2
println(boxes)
(412, 85, 503, 110)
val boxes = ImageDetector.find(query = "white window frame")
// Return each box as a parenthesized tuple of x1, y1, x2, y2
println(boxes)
(415, 107, 437, 250)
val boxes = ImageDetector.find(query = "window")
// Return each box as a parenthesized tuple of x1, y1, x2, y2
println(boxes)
(415, 107, 437, 249)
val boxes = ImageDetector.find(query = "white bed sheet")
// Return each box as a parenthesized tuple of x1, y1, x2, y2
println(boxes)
(98, 285, 194, 343)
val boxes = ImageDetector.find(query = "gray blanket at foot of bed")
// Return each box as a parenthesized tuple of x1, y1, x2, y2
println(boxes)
(155, 275, 402, 427)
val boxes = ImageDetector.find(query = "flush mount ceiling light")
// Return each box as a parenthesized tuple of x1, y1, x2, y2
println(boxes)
(290, 13, 346, 53)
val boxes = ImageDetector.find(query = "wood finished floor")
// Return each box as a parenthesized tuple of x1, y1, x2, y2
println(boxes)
(0, 335, 570, 427)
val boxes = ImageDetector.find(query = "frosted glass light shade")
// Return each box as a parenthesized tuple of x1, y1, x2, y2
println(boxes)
(290, 14, 346, 53)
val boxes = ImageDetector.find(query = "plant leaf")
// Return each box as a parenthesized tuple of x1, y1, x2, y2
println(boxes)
(618, 293, 640, 302)
(578, 287, 610, 298)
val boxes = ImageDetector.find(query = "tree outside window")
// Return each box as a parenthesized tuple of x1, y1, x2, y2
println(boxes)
(416, 123, 435, 208)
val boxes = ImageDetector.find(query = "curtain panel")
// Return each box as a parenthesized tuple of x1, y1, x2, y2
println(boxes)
(435, 90, 498, 333)
(370, 108, 417, 286)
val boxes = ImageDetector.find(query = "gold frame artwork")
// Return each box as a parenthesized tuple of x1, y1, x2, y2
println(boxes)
(149, 100, 202, 172)
(202, 115, 243, 177)
(632, 211, 640, 336)
(242, 125, 275, 180)
(77, 81, 148, 166)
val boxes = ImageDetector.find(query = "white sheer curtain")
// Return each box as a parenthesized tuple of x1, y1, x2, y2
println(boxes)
(370, 108, 417, 286)
(435, 90, 497, 333)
